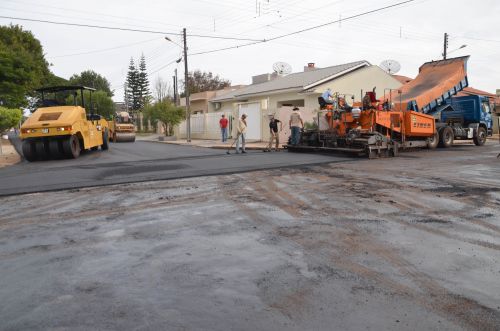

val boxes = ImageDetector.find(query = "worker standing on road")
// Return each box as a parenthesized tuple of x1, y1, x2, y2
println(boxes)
(219, 114, 228, 142)
(289, 107, 303, 145)
(235, 113, 247, 154)
(264, 114, 282, 152)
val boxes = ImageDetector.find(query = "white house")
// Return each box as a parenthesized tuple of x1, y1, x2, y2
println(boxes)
(178, 61, 402, 141)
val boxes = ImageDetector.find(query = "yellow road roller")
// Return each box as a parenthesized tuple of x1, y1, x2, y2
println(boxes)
(108, 111, 136, 142)
(20, 85, 110, 161)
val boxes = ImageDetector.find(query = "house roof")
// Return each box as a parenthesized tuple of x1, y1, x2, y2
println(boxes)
(211, 60, 369, 102)
(457, 87, 496, 98)
(392, 75, 413, 84)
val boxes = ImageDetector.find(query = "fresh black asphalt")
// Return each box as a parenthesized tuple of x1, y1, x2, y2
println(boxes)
(0, 136, 350, 196)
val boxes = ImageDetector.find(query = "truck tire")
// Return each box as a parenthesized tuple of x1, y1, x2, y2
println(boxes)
(427, 132, 439, 149)
(22, 140, 37, 162)
(101, 130, 109, 150)
(439, 127, 454, 148)
(62, 135, 81, 159)
(35, 140, 49, 160)
(473, 127, 486, 146)
(49, 139, 64, 159)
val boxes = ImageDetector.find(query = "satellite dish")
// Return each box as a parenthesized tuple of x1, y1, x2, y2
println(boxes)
(380, 59, 401, 74)
(272, 62, 292, 75)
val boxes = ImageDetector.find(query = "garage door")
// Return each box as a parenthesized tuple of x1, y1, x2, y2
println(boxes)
(238, 102, 261, 140)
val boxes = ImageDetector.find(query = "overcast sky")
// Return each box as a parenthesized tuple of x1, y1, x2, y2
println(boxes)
(1, 0, 499, 101)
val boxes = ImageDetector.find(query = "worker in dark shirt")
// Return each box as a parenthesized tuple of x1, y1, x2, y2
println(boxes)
(264, 114, 283, 152)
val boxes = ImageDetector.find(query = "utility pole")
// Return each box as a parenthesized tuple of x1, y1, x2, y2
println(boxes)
(443, 32, 448, 60)
(172, 68, 178, 105)
(183, 28, 191, 142)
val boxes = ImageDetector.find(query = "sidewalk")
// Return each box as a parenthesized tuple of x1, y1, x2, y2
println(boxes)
(0, 137, 21, 168)
(136, 134, 276, 150)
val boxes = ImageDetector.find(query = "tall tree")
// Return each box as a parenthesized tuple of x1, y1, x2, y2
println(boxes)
(125, 58, 140, 112)
(137, 54, 151, 108)
(69, 70, 113, 97)
(182, 70, 231, 96)
(0, 25, 51, 108)
(123, 82, 130, 111)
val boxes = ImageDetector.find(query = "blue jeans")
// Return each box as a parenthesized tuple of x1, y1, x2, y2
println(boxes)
(235, 133, 246, 152)
(291, 126, 301, 145)
(221, 127, 228, 142)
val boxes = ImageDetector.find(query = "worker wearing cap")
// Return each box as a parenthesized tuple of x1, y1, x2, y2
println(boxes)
(235, 113, 247, 154)
(265, 114, 282, 152)
(289, 107, 304, 145)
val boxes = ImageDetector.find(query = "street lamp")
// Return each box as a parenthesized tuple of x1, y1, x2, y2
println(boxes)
(448, 44, 467, 55)
(165, 31, 191, 142)
(164, 36, 182, 49)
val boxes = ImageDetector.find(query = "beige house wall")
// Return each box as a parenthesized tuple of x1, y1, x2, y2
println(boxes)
(311, 65, 402, 101)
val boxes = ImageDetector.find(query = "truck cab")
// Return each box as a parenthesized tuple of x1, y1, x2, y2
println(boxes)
(444, 95, 492, 133)
(431, 94, 491, 147)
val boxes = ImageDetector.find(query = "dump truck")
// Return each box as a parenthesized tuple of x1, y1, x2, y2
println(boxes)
(287, 56, 481, 157)
(390, 55, 491, 147)
(20, 85, 110, 161)
(108, 111, 136, 142)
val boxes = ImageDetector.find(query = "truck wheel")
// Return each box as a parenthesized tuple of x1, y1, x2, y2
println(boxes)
(101, 130, 109, 150)
(473, 127, 487, 146)
(439, 127, 454, 148)
(62, 135, 81, 159)
(427, 132, 439, 149)
(22, 140, 37, 162)
(49, 139, 63, 159)
(35, 140, 49, 160)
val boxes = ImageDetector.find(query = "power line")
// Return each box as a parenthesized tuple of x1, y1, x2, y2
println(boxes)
(47, 37, 160, 58)
(266, 0, 417, 42)
(455, 36, 500, 44)
(2, 0, 209, 31)
(191, 0, 417, 56)
(111, 57, 181, 91)
(0, 15, 265, 42)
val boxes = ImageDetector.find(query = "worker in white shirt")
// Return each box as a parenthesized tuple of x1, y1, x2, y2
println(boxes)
(289, 107, 304, 145)
(235, 113, 247, 154)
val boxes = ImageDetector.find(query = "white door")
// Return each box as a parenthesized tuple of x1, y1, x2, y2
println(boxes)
(238, 102, 261, 140)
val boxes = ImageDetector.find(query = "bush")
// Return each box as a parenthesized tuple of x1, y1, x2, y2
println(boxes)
(0, 106, 22, 133)
(144, 100, 184, 136)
